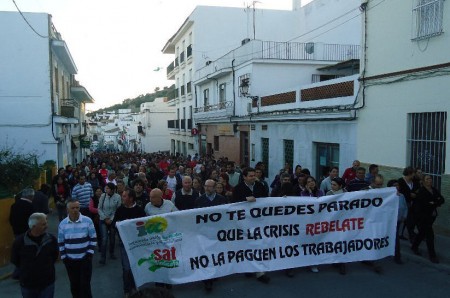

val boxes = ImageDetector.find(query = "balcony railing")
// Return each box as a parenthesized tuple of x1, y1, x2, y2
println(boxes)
(195, 40, 360, 81)
(194, 101, 233, 113)
(180, 51, 185, 64)
(187, 81, 192, 94)
(61, 98, 79, 108)
(187, 45, 192, 58)
(166, 61, 174, 75)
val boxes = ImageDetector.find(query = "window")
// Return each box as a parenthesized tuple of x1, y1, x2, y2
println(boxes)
(412, 0, 444, 40)
(214, 136, 219, 151)
(408, 112, 447, 190)
(54, 67, 59, 94)
(203, 89, 209, 107)
(219, 83, 226, 103)
(284, 140, 294, 172)
(315, 143, 340, 180)
(238, 74, 250, 97)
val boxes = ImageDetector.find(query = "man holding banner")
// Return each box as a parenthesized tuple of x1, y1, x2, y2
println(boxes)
(116, 182, 398, 289)
(113, 188, 146, 298)
(231, 167, 271, 284)
(195, 179, 228, 291)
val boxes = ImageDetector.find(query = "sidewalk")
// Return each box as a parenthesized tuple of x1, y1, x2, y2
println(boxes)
(398, 233, 450, 273)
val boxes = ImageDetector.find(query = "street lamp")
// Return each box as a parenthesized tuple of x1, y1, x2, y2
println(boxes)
(239, 77, 259, 105)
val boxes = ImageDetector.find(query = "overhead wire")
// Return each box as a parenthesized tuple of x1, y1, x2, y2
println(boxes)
(11, 0, 48, 38)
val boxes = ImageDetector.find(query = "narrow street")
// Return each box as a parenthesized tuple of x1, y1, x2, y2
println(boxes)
(1, 212, 450, 298)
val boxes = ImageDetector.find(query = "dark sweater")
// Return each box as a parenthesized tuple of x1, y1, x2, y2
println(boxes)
(113, 205, 146, 224)
(11, 232, 58, 289)
(195, 193, 227, 208)
(9, 199, 35, 236)
(173, 189, 200, 210)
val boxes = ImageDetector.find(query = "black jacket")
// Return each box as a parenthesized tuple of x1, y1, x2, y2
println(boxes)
(231, 181, 268, 203)
(11, 232, 58, 289)
(414, 186, 445, 221)
(9, 199, 35, 236)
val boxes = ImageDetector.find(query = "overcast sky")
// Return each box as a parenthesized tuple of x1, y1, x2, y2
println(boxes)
(1, 0, 307, 111)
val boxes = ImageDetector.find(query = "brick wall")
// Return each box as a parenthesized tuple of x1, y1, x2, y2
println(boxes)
(301, 81, 354, 101)
(260, 91, 296, 107)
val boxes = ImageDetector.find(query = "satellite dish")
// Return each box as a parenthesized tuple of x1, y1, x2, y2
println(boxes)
(305, 42, 314, 54)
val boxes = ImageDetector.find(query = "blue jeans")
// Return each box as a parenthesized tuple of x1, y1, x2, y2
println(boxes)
(100, 220, 116, 260)
(120, 244, 135, 294)
(21, 283, 55, 298)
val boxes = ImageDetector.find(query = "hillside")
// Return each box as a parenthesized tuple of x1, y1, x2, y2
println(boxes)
(87, 84, 175, 116)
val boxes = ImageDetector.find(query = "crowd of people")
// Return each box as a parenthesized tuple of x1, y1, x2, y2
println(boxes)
(8, 152, 445, 298)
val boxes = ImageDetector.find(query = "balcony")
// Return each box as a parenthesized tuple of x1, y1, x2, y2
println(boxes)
(60, 98, 80, 119)
(195, 40, 360, 82)
(193, 101, 234, 122)
(166, 61, 175, 80)
(250, 75, 360, 121)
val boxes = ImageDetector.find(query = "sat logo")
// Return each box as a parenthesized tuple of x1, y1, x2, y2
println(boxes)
(138, 246, 180, 272)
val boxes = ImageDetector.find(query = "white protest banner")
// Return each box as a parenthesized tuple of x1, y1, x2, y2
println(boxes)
(116, 188, 398, 287)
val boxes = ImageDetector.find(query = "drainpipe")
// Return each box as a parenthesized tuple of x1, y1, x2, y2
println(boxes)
(232, 59, 236, 118)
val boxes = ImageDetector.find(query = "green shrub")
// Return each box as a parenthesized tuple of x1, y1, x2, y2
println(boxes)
(0, 147, 40, 195)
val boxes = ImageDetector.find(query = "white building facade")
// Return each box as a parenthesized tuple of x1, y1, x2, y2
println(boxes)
(162, 6, 300, 158)
(138, 98, 175, 153)
(357, 0, 450, 227)
(0, 12, 94, 167)
(193, 0, 362, 181)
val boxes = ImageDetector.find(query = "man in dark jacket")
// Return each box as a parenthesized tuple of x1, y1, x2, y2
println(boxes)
(11, 212, 59, 297)
(231, 167, 270, 284)
(10, 188, 35, 237)
(231, 167, 268, 203)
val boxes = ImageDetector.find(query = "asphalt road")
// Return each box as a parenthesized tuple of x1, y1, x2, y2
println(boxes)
(1, 213, 450, 298)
